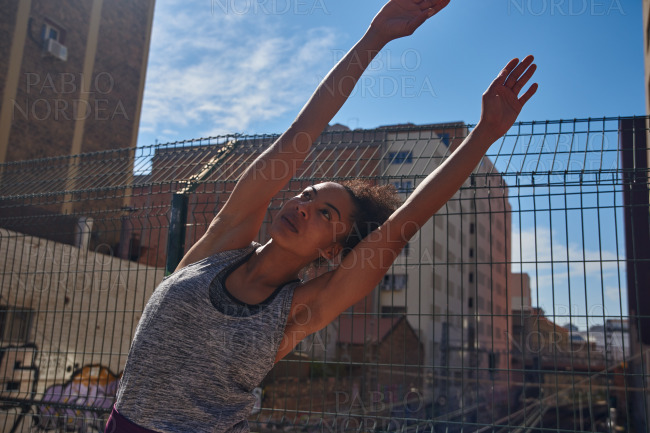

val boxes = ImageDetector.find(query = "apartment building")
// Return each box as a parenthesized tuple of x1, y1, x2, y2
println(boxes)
(0, 0, 155, 215)
(378, 125, 512, 408)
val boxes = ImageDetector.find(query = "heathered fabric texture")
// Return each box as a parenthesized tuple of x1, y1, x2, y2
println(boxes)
(114, 244, 297, 433)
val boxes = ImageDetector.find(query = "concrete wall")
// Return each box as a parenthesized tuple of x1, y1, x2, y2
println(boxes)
(0, 228, 164, 397)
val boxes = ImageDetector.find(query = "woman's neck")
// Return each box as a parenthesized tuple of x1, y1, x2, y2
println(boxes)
(237, 239, 310, 290)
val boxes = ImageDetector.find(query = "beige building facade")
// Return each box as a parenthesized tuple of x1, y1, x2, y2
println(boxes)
(376, 125, 512, 407)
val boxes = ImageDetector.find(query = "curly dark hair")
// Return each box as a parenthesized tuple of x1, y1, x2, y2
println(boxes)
(339, 179, 401, 257)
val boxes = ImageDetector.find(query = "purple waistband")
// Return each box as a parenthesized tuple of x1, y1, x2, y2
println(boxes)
(104, 405, 160, 433)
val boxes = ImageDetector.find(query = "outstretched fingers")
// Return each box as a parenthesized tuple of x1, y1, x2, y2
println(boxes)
(406, 0, 450, 34)
(505, 55, 534, 89)
(510, 56, 538, 105)
(490, 58, 520, 90)
(512, 62, 537, 95)
(418, 0, 451, 13)
(490, 55, 538, 106)
(518, 82, 538, 106)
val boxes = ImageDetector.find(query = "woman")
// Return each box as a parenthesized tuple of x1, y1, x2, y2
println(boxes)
(106, 0, 538, 432)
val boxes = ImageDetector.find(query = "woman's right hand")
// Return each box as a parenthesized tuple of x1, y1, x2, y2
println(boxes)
(476, 56, 538, 141)
(369, 0, 450, 43)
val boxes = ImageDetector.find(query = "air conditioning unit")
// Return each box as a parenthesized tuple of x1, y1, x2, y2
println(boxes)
(44, 38, 68, 61)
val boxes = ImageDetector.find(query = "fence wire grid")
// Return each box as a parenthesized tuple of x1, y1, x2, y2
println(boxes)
(0, 116, 648, 433)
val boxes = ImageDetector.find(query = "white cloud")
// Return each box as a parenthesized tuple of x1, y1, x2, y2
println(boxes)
(605, 285, 624, 302)
(140, 0, 337, 139)
(511, 225, 627, 320)
(511, 226, 624, 277)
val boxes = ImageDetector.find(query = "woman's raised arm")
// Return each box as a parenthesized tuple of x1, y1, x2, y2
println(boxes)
(178, 0, 451, 267)
(218, 0, 451, 223)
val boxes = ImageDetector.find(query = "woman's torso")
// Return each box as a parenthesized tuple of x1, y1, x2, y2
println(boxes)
(114, 244, 298, 433)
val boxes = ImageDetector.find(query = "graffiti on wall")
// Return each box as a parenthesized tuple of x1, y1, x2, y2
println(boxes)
(36, 365, 120, 432)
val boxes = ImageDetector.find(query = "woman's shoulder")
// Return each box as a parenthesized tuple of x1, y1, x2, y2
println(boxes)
(166, 241, 261, 281)
(201, 241, 261, 265)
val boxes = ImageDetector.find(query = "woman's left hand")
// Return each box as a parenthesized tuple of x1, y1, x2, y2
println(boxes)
(369, 0, 451, 42)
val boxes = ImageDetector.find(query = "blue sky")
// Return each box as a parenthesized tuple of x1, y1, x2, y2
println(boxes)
(136, 0, 642, 328)
(137, 0, 644, 143)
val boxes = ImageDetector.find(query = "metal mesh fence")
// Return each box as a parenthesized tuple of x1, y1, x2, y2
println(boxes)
(0, 116, 648, 432)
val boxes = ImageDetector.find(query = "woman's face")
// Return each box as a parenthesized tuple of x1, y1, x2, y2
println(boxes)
(271, 182, 356, 261)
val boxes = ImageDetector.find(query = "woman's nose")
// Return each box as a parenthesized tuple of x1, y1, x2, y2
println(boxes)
(296, 201, 309, 218)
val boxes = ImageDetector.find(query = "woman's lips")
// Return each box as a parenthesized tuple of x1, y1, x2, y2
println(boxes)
(281, 215, 298, 233)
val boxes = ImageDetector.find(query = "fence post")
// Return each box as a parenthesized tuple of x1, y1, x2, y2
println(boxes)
(163, 140, 238, 275)
(620, 116, 650, 341)
(619, 116, 650, 433)
(166, 193, 189, 275)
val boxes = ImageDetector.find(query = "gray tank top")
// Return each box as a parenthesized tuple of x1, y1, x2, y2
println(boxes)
(114, 243, 298, 433)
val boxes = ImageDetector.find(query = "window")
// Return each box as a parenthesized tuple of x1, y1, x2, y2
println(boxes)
(469, 248, 474, 258)
(469, 223, 475, 234)
(40, 19, 68, 61)
(0, 307, 34, 343)
(381, 306, 406, 318)
(393, 180, 413, 193)
(468, 297, 474, 308)
(388, 151, 412, 164)
(489, 352, 497, 370)
(5, 382, 21, 392)
(438, 133, 450, 147)
(467, 326, 476, 343)
(44, 25, 58, 41)
(468, 272, 474, 283)
(41, 19, 66, 44)
(381, 274, 407, 291)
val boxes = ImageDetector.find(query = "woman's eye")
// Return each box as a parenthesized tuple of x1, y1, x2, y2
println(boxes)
(301, 191, 311, 199)
(321, 209, 331, 220)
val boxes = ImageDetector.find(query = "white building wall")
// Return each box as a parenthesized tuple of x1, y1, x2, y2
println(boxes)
(377, 127, 512, 406)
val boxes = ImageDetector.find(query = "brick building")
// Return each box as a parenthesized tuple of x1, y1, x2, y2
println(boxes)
(0, 0, 155, 215)
(336, 314, 424, 397)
